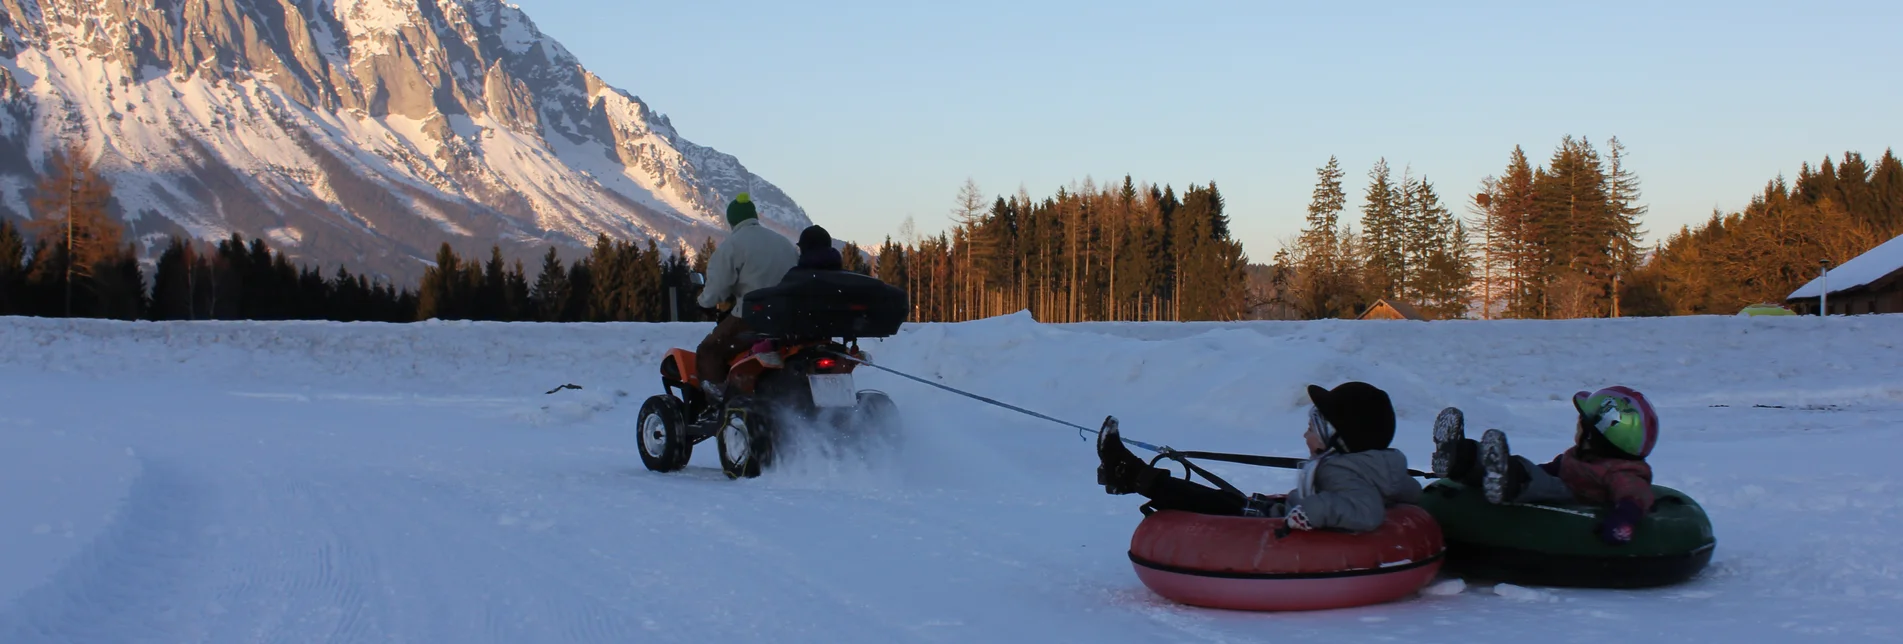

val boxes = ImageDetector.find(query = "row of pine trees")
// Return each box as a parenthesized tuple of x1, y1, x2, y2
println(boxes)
(1271, 136, 1646, 320)
(1273, 156, 1478, 320)
(1621, 150, 1903, 315)
(6, 144, 1902, 325)
(868, 178, 1252, 323)
(416, 235, 711, 324)
(1, 221, 727, 324)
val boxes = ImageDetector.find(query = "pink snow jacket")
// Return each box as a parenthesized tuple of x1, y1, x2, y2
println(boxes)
(1544, 447, 1654, 510)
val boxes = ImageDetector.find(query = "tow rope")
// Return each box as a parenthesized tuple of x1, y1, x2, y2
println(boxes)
(821, 351, 1163, 450)
(823, 352, 1437, 491)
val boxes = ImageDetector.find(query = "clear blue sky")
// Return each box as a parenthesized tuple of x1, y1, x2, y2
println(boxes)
(514, 0, 1901, 260)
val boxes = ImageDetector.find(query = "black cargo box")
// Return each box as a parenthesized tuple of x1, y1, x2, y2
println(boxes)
(740, 269, 909, 339)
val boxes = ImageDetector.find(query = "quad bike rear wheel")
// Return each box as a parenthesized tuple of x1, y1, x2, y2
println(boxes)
(637, 395, 691, 472)
(717, 409, 776, 479)
(850, 390, 902, 451)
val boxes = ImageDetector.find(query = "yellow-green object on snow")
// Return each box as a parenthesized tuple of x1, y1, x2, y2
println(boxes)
(1737, 303, 1796, 317)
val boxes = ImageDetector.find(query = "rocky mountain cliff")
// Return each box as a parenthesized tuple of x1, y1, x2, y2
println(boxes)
(0, 0, 810, 280)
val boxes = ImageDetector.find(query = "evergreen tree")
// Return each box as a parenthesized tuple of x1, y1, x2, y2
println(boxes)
(1400, 175, 1454, 305)
(532, 247, 571, 322)
(1869, 149, 1903, 236)
(842, 242, 870, 274)
(1289, 157, 1355, 318)
(1836, 152, 1873, 219)
(1410, 178, 1474, 320)
(1396, 171, 1431, 297)
(633, 239, 663, 321)
(1603, 136, 1648, 312)
(1532, 136, 1614, 318)
(480, 246, 507, 321)
(296, 265, 329, 319)
(417, 242, 464, 320)
(330, 266, 362, 322)
(506, 259, 530, 322)
(874, 237, 907, 287)
(1360, 158, 1404, 298)
(0, 219, 28, 315)
(150, 237, 197, 320)
(1493, 146, 1541, 318)
(566, 258, 594, 323)
(587, 235, 626, 322)
(93, 246, 147, 321)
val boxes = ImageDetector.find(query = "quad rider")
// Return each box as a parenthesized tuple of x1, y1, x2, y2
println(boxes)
(695, 193, 798, 414)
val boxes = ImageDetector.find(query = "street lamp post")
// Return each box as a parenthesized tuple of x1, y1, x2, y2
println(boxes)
(1819, 259, 1832, 316)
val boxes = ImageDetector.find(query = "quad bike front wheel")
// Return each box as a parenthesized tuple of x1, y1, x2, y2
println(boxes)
(637, 395, 691, 472)
(717, 409, 776, 479)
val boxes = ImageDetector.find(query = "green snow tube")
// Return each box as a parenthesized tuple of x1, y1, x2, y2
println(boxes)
(1417, 480, 1715, 588)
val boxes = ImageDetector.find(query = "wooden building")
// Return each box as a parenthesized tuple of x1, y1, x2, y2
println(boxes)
(1358, 298, 1429, 321)
(1786, 233, 1903, 315)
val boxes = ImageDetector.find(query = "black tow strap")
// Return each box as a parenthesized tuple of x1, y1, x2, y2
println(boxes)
(1145, 450, 1249, 498)
(1170, 450, 1436, 479)
(821, 351, 1438, 491)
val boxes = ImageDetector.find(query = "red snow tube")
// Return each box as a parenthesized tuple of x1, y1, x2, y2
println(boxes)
(1128, 504, 1445, 611)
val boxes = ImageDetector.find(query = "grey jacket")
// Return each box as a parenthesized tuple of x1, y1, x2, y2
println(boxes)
(1285, 449, 1423, 533)
(697, 219, 798, 310)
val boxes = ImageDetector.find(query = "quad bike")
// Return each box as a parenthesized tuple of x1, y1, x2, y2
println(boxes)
(638, 337, 901, 478)
(635, 268, 908, 479)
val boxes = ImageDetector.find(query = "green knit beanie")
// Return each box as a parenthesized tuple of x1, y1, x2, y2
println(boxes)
(726, 193, 757, 228)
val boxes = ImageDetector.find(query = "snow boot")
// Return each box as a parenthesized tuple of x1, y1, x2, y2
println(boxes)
(1096, 416, 1149, 495)
(697, 380, 727, 424)
(1432, 407, 1468, 478)
(1480, 429, 1528, 504)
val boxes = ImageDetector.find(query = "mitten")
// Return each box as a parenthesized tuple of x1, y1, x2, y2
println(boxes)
(1595, 499, 1642, 545)
(1284, 505, 1314, 531)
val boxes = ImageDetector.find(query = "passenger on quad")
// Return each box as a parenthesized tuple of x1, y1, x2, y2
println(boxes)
(794, 225, 844, 271)
(695, 193, 798, 411)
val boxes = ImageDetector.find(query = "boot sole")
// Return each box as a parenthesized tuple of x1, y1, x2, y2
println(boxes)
(1481, 429, 1510, 504)
(1432, 407, 1465, 477)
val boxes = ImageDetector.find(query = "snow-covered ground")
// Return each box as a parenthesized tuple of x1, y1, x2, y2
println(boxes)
(2, 313, 1900, 643)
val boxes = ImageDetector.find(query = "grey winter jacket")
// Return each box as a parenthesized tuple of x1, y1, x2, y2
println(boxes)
(697, 219, 798, 311)
(1285, 448, 1423, 533)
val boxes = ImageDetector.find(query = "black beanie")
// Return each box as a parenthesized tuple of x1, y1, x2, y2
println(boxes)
(798, 225, 832, 252)
(1306, 382, 1397, 453)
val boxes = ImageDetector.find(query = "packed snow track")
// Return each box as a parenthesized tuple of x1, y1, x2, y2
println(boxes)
(2, 314, 1900, 643)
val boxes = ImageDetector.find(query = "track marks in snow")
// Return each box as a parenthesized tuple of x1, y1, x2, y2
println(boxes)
(0, 459, 210, 643)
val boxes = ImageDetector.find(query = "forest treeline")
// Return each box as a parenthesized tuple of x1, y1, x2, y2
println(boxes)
(4, 144, 1899, 323)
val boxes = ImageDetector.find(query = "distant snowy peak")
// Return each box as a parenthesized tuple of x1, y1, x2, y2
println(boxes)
(0, 0, 810, 280)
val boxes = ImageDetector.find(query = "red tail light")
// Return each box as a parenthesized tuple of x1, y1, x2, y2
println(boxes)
(816, 358, 838, 370)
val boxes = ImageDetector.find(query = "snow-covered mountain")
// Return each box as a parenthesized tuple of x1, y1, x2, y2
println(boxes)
(0, 0, 811, 280)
